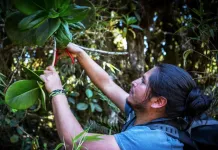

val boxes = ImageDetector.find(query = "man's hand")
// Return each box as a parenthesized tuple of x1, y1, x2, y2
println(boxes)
(67, 42, 84, 56)
(40, 66, 63, 93)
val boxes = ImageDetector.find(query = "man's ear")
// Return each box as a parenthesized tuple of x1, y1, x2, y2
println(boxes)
(151, 96, 167, 108)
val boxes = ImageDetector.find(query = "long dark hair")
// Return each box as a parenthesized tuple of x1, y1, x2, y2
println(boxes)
(148, 64, 213, 118)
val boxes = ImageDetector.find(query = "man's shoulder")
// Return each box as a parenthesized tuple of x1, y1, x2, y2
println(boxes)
(114, 126, 183, 150)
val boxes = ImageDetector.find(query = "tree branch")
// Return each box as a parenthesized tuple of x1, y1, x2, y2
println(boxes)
(74, 44, 128, 55)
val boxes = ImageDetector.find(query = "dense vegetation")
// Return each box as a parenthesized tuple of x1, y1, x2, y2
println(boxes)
(0, 0, 217, 149)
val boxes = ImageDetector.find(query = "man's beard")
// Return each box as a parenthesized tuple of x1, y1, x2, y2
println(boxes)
(127, 98, 147, 112)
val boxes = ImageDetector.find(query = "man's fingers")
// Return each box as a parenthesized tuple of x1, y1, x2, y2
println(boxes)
(40, 75, 46, 82)
(44, 70, 54, 74)
(46, 66, 56, 71)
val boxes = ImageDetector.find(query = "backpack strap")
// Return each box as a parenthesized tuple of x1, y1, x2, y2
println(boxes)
(146, 123, 199, 150)
(188, 119, 218, 134)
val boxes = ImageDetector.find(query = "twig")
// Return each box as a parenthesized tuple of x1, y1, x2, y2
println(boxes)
(192, 49, 214, 61)
(4, 46, 26, 92)
(74, 44, 128, 55)
(75, 70, 85, 86)
(52, 37, 57, 66)
(17, 125, 34, 139)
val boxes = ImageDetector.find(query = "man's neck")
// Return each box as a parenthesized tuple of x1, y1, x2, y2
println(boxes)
(134, 110, 166, 125)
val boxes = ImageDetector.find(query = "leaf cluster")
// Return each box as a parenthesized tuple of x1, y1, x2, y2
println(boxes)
(5, 0, 94, 48)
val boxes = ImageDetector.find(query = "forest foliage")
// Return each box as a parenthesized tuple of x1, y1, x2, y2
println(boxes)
(0, 0, 218, 149)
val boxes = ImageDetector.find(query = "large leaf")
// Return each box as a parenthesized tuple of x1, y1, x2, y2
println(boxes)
(18, 10, 48, 30)
(5, 80, 40, 109)
(54, 0, 70, 10)
(14, 0, 46, 15)
(55, 21, 72, 48)
(22, 66, 44, 82)
(60, 4, 89, 18)
(35, 18, 61, 45)
(75, 0, 96, 29)
(5, 12, 61, 46)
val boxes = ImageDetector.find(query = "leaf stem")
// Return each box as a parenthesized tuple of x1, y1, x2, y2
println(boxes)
(52, 37, 57, 66)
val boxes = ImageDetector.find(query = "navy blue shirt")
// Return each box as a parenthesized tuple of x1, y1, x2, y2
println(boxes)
(114, 103, 184, 150)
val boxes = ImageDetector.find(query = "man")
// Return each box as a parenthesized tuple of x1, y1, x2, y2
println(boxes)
(41, 43, 207, 150)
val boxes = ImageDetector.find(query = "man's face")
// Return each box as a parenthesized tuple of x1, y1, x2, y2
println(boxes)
(127, 68, 156, 110)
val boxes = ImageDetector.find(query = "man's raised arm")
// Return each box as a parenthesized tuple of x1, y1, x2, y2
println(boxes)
(67, 43, 129, 112)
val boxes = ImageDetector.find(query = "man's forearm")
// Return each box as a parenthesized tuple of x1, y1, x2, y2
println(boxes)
(52, 95, 83, 146)
(77, 51, 112, 89)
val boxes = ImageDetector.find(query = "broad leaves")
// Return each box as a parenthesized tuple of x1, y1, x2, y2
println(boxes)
(14, 0, 45, 15)
(5, 66, 46, 110)
(55, 21, 72, 48)
(5, 12, 61, 46)
(5, 80, 40, 110)
(18, 10, 48, 31)
(6, 0, 95, 48)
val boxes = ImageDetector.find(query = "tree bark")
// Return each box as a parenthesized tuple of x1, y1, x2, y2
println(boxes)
(127, 30, 145, 79)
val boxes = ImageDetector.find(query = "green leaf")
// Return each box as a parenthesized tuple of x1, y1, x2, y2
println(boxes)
(74, 0, 96, 29)
(35, 18, 61, 45)
(70, 92, 80, 97)
(22, 66, 44, 82)
(210, 29, 214, 39)
(68, 97, 75, 105)
(183, 49, 193, 67)
(10, 134, 19, 143)
(85, 89, 93, 98)
(90, 102, 95, 112)
(16, 126, 24, 135)
(5, 12, 61, 46)
(5, 80, 40, 109)
(54, 0, 71, 10)
(14, 0, 46, 15)
(10, 119, 18, 127)
(126, 17, 137, 25)
(18, 10, 48, 31)
(76, 103, 88, 111)
(84, 134, 102, 142)
(48, 9, 59, 18)
(94, 104, 102, 112)
(38, 82, 46, 110)
(55, 21, 72, 48)
(34, 70, 44, 76)
(130, 25, 143, 31)
(72, 129, 88, 143)
(122, 27, 127, 38)
(69, 22, 86, 31)
(5, 118, 11, 124)
(54, 143, 64, 150)
(60, 4, 89, 18)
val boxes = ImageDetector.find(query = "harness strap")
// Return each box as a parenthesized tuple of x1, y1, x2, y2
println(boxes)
(146, 123, 199, 150)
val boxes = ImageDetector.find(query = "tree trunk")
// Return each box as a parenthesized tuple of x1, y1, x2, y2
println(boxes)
(127, 30, 145, 79)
